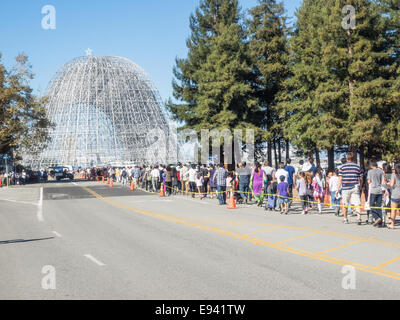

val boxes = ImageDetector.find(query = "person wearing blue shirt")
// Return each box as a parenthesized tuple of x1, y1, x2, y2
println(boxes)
(285, 158, 296, 203)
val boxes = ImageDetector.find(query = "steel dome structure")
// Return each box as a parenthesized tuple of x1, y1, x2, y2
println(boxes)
(25, 56, 177, 168)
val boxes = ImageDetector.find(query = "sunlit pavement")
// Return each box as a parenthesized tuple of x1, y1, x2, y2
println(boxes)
(1, 179, 400, 299)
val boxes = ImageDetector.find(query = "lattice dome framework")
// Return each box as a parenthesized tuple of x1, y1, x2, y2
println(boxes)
(25, 56, 178, 168)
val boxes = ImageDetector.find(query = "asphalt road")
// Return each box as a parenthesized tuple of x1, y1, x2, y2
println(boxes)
(1, 180, 400, 299)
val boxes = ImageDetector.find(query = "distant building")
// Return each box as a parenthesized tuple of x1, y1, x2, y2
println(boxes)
(24, 56, 177, 168)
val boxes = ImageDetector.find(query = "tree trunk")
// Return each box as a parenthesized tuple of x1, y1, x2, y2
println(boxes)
(273, 138, 278, 169)
(278, 137, 282, 164)
(350, 145, 358, 164)
(327, 147, 335, 172)
(359, 147, 365, 170)
(315, 146, 320, 168)
(267, 140, 272, 165)
(285, 139, 290, 161)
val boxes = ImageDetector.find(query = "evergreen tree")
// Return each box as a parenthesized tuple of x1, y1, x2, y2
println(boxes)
(280, 0, 396, 168)
(247, 0, 290, 165)
(0, 53, 52, 158)
(168, 0, 262, 162)
(377, 0, 400, 161)
(279, 0, 346, 169)
(341, 0, 396, 162)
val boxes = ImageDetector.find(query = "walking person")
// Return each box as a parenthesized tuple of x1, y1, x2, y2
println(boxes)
(237, 162, 251, 204)
(209, 165, 217, 199)
(251, 163, 265, 207)
(285, 159, 296, 207)
(132, 165, 140, 187)
(297, 172, 309, 215)
(165, 166, 173, 196)
(387, 164, 400, 229)
(195, 172, 204, 200)
(336, 152, 363, 225)
(121, 168, 128, 187)
(368, 160, 386, 227)
(312, 170, 326, 214)
(329, 169, 341, 216)
(362, 162, 372, 224)
(188, 164, 197, 198)
(201, 164, 209, 197)
(213, 163, 228, 205)
(277, 175, 290, 214)
(262, 161, 276, 181)
(180, 164, 189, 195)
(151, 165, 160, 192)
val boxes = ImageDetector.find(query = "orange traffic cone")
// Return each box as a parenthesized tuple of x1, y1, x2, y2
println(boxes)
(109, 179, 114, 188)
(107, 178, 110, 185)
(227, 194, 237, 209)
(160, 184, 165, 197)
(130, 183, 134, 191)
(102, 176, 105, 183)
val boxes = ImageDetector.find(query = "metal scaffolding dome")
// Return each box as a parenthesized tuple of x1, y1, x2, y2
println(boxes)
(25, 56, 177, 169)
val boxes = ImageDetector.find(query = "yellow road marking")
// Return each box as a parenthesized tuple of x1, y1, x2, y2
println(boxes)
(241, 226, 284, 236)
(80, 186, 400, 281)
(376, 256, 400, 269)
(316, 240, 364, 255)
(275, 232, 321, 244)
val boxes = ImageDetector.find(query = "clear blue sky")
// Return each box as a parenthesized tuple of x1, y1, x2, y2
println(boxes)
(0, 0, 302, 101)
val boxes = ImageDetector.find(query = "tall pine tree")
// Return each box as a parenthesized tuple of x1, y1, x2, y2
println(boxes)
(168, 0, 262, 163)
(280, 0, 396, 168)
(247, 0, 290, 165)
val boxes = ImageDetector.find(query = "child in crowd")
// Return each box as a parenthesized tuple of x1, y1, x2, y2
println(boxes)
(277, 175, 290, 214)
(195, 172, 204, 200)
(312, 170, 326, 214)
(297, 172, 309, 215)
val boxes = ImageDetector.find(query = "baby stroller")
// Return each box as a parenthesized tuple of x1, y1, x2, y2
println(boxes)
(265, 177, 277, 211)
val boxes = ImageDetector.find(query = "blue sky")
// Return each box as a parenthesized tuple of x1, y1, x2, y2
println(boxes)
(0, 0, 302, 101)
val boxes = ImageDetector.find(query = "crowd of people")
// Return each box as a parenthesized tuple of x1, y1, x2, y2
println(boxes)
(0, 169, 48, 186)
(2, 152, 399, 229)
(80, 152, 400, 229)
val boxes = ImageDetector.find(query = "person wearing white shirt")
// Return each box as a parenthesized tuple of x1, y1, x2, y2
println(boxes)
(262, 161, 275, 180)
(151, 166, 160, 192)
(329, 168, 341, 215)
(180, 164, 189, 194)
(275, 163, 289, 183)
(188, 165, 197, 198)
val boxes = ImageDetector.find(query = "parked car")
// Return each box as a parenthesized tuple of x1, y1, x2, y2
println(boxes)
(49, 167, 74, 181)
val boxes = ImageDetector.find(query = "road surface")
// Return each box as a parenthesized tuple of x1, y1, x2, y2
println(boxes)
(1, 180, 400, 299)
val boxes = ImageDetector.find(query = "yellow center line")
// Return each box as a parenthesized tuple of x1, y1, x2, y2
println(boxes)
(241, 226, 284, 236)
(275, 232, 321, 244)
(376, 256, 400, 269)
(80, 186, 400, 281)
(316, 240, 364, 255)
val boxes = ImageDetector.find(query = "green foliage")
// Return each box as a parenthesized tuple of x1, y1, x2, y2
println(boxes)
(0, 53, 52, 158)
(280, 0, 399, 160)
(247, 0, 290, 143)
(168, 0, 264, 150)
(169, 0, 400, 162)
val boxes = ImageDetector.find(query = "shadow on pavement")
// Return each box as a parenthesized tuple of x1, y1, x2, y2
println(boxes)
(0, 237, 55, 245)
